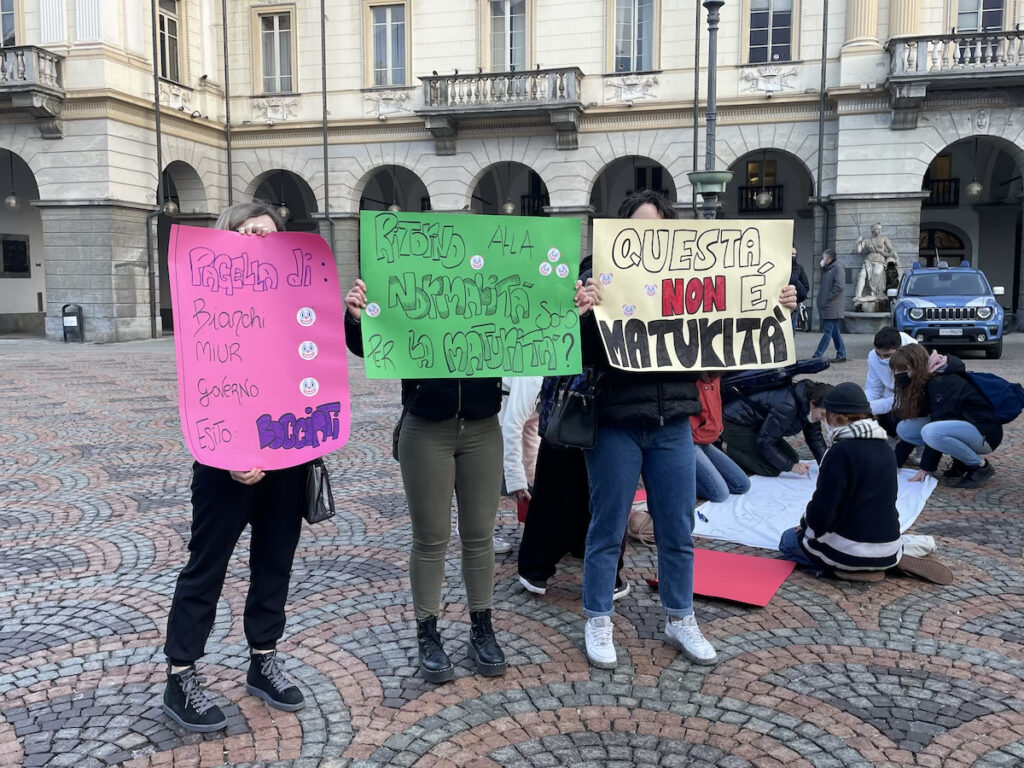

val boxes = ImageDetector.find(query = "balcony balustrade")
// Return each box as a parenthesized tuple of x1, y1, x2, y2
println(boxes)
(889, 30, 1024, 80)
(0, 46, 65, 138)
(922, 178, 960, 208)
(417, 67, 584, 154)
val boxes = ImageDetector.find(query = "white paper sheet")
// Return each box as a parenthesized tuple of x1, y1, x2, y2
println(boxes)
(693, 462, 938, 551)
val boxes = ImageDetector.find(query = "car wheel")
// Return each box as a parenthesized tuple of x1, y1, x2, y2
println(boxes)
(985, 339, 1003, 359)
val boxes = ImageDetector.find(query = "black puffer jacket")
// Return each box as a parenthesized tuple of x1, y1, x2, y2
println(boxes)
(722, 378, 827, 473)
(345, 313, 502, 420)
(917, 368, 1002, 472)
(580, 310, 700, 425)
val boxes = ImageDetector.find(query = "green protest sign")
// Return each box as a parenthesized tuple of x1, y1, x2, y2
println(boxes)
(358, 211, 583, 379)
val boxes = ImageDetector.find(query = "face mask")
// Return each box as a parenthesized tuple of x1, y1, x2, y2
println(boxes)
(894, 372, 910, 388)
(878, 356, 890, 366)
(820, 257, 826, 268)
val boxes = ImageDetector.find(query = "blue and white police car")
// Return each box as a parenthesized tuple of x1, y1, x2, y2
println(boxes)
(888, 261, 1005, 359)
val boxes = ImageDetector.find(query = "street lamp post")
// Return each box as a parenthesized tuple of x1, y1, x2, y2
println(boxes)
(688, 0, 733, 220)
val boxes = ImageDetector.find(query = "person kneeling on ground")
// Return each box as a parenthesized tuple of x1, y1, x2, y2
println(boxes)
(778, 382, 902, 581)
(721, 380, 832, 478)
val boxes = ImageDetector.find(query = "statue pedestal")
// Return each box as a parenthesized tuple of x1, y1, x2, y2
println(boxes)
(844, 311, 891, 335)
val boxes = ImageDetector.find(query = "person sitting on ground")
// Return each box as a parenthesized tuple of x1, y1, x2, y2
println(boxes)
(778, 382, 903, 580)
(693, 373, 751, 502)
(721, 379, 832, 478)
(891, 345, 1000, 489)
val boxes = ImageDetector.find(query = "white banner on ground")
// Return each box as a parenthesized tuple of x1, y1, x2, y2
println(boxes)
(693, 462, 938, 551)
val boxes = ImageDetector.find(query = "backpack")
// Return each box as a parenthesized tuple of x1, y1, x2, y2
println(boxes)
(720, 358, 830, 404)
(965, 372, 1024, 424)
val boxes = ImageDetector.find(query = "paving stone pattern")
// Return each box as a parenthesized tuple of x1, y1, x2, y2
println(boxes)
(1, 335, 1024, 768)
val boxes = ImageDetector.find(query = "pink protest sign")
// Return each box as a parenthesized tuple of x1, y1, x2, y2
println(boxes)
(167, 224, 351, 470)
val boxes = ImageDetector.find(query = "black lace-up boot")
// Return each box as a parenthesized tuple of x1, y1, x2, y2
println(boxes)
(469, 609, 506, 677)
(417, 616, 455, 683)
(246, 650, 305, 711)
(163, 665, 227, 732)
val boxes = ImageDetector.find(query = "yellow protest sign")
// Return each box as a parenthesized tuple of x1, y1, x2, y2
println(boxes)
(591, 218, 795, 372)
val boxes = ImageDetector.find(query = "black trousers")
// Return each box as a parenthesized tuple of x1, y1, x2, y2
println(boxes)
(518, 440, 624, 584)
(164, 462, 305, 666)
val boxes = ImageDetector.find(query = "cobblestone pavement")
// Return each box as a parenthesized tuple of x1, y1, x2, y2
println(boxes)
(2, 333, 1023, 768)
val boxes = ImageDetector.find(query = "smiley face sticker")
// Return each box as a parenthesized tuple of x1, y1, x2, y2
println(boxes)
(645, 284, 658, 296)
(470, 254, 485, 270)
(297, 307, 316, 327)
(298, 341, 319, 360)
(555, 263, 570, 278)
(539, 262, 553, 276)
(299, 377, 320, 397)
(547, 248, 561, 262)
(365, 302, 381, 318)
(600, 273, 613, 285)
(623, 304, 636, 317)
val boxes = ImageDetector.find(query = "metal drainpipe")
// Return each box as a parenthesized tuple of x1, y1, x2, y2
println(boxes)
(222, 0, 233, 205)
(148, 0, 164, 340)
(692, 0, 701, 217)
(321, 0, 334, 246)
(813, 0, 831, 256)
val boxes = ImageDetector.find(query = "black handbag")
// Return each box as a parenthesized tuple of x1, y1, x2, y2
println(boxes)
(304, 457, 336, 524)
(544, 370, 599, 449)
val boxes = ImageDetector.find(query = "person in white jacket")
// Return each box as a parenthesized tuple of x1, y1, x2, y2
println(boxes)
(492, 376, 543, 553)
(865, 327, 944, 436)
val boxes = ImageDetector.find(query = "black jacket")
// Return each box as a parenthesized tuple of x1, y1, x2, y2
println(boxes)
(580, 309, 700, 425)
(344, 312, 502, 420)
(790, 261, 809, 303)
(798, 432, 901, 571)
(722, 379, 827, 473)
(916, 363, 1003, 472)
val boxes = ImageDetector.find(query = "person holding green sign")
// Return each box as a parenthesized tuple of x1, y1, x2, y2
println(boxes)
(579, 190, 798, 671)
(344, 275, 601, 683)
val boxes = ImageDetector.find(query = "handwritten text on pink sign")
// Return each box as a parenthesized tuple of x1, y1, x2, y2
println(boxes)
(168, 224, 351, 470)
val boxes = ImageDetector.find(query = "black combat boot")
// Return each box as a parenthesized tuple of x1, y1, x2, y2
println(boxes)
(163, 665, 227, 733)
(468, 609, 507, 677)
(417, 616, 455, 683)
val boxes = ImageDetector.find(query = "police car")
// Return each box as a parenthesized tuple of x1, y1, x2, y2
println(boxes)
(888, 261, 1005, 359)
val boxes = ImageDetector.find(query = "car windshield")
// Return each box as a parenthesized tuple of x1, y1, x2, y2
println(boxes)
(904, 272, 988, 297)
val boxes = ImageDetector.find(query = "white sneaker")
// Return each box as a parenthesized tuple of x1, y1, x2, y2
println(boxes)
(612, 579, 631, 601)
(518, 575, 547, 595)
(584, 616, 617, 669)
(493, 534, 514, 554)
(665, 614, 717, 665)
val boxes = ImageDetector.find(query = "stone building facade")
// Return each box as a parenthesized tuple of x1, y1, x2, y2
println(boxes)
(2, 0, 1024, 341)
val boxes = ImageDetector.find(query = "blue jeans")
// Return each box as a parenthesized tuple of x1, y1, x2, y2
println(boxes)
(778, 527, 822, 573)
(695, 443, 751, 502)
(896, 417, 991, 467)
(813, 318, 846, 358)
(583, 416, 696, 618)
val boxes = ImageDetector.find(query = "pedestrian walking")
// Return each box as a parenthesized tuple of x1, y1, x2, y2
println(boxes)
(813, 249, 847, 362)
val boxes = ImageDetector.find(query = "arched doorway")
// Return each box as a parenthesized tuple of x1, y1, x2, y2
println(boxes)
(588, 156, 677, 218)
(251, 170, 319, 232)
(919, 227, 968, 268)
(471, 162, 549, 216)
(920, 136, 1023, 311)
(359, 165, 431, 212)
(0, 148, 44, 334)
(157, 162, 208, 332)
(723, 148, 815, 293)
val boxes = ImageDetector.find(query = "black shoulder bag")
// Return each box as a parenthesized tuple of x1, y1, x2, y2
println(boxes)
(303, 457, 336, 524)
(544, 369, 599, 449)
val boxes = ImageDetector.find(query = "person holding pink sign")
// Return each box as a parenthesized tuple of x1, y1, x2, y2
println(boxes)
(344, 274, 601, 683)
(163, 203, 307, 733)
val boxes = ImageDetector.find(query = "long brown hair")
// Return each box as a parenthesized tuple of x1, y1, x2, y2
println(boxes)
(891, 344, 932, 419)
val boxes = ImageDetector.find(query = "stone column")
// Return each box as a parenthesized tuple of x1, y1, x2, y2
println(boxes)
(888, 0, 919, 39)
(543, 205, 594, 261)
(843, 0, 880, 50)
(37, 201, 156, 342)
(316, 212, 360, 294)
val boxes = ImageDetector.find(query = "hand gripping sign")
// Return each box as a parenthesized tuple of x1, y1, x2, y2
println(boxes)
(168, 224, 351, 470)
(591, 218, 796, 372)
(357, 210, 583, 378)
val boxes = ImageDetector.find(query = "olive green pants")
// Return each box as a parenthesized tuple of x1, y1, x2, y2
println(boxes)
(398, 414, 503, 620)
